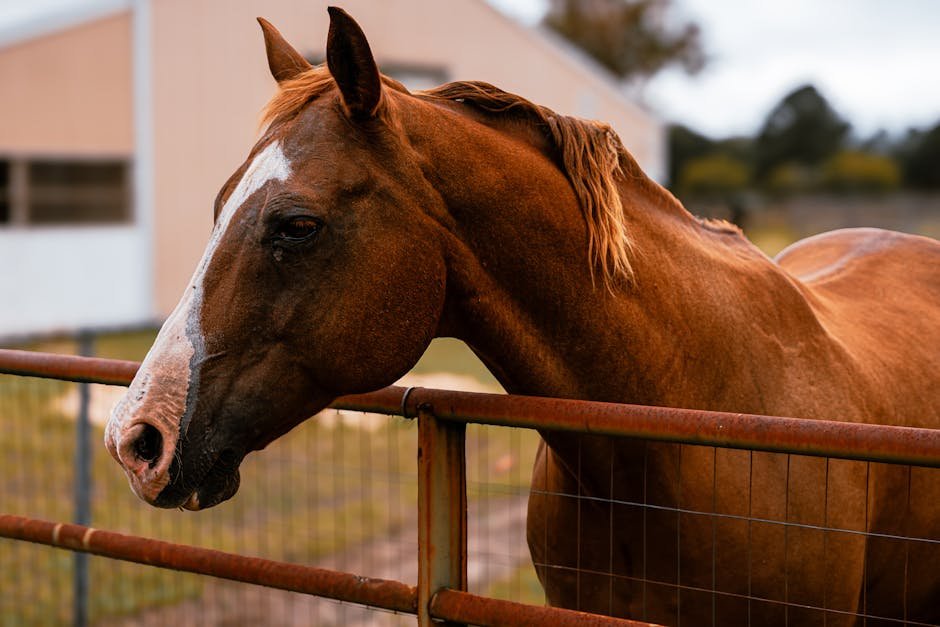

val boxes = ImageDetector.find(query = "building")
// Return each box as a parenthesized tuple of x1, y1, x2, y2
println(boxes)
(0, 0, 664, 337)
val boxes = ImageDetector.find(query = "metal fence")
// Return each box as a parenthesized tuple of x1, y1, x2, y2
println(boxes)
(0, 346, 543, 626)
(2, 348, 939, 626)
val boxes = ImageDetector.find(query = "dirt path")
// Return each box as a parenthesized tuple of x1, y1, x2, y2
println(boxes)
(100, 494, 531, 626)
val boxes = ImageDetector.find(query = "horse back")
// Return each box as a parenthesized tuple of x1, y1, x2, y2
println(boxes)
(776, 227, 940, 428)
(777, 229, 940, 427)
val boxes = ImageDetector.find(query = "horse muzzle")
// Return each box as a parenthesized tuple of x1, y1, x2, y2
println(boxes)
(105, 416, 179, 506)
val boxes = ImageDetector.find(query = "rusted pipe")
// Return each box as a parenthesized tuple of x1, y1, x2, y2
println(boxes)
(430, 589, 660, 627)
(417, 408, 467, 626)
(0, 349, 138, 386)
(0, 514, 418, 614)
(401, 387, 940, 468)
(2, 350, 939, 467)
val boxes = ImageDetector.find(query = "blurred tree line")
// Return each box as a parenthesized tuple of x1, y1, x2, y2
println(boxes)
(545, 0, 940, 225)
(670, 84, 940, 200)
(544, 0, 705, 82)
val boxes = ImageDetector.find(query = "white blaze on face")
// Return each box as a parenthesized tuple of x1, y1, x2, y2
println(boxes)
(105, 140, 291, 502)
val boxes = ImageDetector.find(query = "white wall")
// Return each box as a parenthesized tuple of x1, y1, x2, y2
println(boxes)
(0, 226, 151, 337)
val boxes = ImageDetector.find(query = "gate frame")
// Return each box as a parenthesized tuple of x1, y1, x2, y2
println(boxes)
(2, 348, 939, 626)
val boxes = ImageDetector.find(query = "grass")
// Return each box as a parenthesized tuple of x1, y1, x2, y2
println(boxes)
(483, 562, 546, 607)
(1, 334, 538, 624)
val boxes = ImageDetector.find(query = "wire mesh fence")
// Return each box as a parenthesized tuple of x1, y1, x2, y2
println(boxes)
(527, 436, 940, 626)
(0, 333, 541, 626)
(3, 335, 939, 626)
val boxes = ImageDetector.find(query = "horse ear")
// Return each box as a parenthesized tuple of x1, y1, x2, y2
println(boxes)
(257, 17, 312, 83)
(326, 7, 382, 119)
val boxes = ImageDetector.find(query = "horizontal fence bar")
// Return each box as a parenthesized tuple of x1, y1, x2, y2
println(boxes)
(2, 349, 939, 467)
(430, 589, 657, 627)
(0, 514, 418, 615)
(400, 387, 940, 468)
(0, 349, 138, 386)
(0, 514, 663, 626)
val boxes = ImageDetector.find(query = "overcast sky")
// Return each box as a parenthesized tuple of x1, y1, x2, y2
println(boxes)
(493, 0, 940, 140)
(3, 0, 939, 140)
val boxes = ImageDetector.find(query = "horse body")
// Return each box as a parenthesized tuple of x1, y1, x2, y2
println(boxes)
(430, 116, 940, 620)
(105, 9, 940, 625)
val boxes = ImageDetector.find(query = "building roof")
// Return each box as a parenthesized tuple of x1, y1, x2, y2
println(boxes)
(0, 0, 648, 118)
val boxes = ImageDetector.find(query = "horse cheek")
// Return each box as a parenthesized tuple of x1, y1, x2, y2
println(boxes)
(321, 255, 445, 394)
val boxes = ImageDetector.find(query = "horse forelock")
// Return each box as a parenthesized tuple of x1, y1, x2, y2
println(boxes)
(260, 65, 405, 128)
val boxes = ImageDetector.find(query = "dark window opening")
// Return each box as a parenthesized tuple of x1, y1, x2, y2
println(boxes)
(0, 157, 131, 227)
(0, 160, 9, 224)
(28, 160, 130, 224)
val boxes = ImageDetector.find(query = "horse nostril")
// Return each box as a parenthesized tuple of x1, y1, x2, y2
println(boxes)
(133, 424, 163, 467)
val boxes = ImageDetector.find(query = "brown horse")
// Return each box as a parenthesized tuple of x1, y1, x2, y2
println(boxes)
(105, 8, 940, 625)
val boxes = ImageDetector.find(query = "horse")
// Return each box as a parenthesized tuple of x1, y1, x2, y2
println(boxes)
(105, 8, 940, 625)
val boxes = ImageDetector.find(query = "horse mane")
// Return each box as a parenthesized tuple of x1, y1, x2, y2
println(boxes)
(425, 81, 642, 285)
(262, 69, 643, 284)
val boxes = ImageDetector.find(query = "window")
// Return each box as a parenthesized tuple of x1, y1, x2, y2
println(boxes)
(0, 157, 131, 227)
(0, 160, 9, 224)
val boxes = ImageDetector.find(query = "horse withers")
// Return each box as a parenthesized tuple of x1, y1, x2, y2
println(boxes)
(105, 7, 940, 625)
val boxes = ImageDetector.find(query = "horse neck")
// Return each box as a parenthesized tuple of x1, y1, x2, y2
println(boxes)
(417, 107, 826, 413)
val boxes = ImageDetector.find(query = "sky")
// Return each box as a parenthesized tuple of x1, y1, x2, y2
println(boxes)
(492, 0, 940, 140)
(2, 0, 939, 140)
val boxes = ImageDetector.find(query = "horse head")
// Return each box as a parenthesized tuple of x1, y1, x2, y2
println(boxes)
(105, 8, 449, 509)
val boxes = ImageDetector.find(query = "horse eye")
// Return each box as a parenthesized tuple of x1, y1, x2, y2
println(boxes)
(276, 216, 321, 242)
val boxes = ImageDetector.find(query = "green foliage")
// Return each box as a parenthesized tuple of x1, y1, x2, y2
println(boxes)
(677, 153, 750, 197)
(667, 123, 715, 187)
(820, 150, 901, 193)
(764, 162, 815, 196)
(544, 0, 705, 81)
(754, 84, 850, 180)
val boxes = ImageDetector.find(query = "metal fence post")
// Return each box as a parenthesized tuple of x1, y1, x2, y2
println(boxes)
(73, 331, 93, 627)
(417, 405, 467, 626)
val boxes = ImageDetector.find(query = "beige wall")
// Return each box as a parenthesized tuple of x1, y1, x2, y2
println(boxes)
(0, 13, 133, 156)
(150, 0, 663, 315)
(150, 0, 274, 313)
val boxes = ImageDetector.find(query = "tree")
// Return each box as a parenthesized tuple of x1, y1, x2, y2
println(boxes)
(753, 84, 850, 181)
(544, 0, 705, 83)
(667, 124, 715, 187)
(821, 150, 901, 193)
(677, 153, 750, 197)
(899, 121, 940, 189)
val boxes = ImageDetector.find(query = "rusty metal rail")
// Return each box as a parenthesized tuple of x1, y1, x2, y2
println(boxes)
(3, 348, 939, 467)
(429, 589, 660, 627)
(396, 387, 940, 467)
(0, 514, 654, 626)
(0, 349, 138, 385)
(0, 514, 417, 614)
